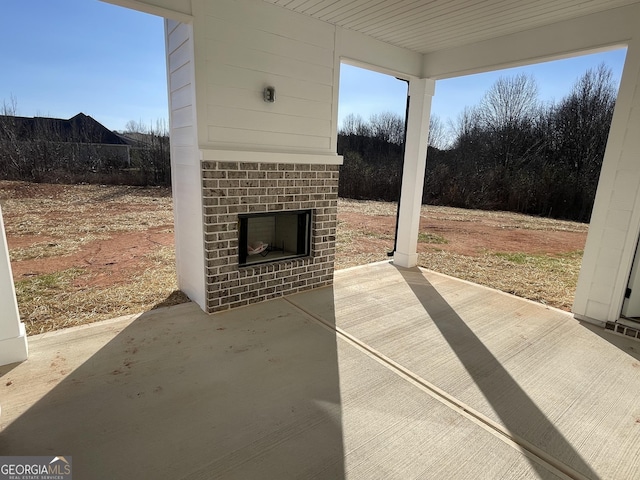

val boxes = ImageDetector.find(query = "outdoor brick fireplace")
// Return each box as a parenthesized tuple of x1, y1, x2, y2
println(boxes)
(201, 160, 339, 313)
(238, 209, 312, 266)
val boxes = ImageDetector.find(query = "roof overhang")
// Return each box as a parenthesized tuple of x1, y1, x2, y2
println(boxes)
(104, 0, 640, 79)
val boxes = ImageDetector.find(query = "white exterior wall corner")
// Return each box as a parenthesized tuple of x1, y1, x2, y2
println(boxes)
(422, 3, 640, 80)
(165, 19, 207, 310)
(573, 37, 640, 322)
(0, 206, 28, 366)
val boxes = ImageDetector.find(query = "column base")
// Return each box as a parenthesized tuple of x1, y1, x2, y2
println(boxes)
(0, 322, 28, 366)
(393, 251, 418, 268)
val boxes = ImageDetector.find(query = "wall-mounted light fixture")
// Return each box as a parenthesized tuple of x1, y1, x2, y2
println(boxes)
(263, 86, 276, 103)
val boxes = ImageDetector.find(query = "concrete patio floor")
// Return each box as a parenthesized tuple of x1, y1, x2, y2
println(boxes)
(1, 262, 639, 479)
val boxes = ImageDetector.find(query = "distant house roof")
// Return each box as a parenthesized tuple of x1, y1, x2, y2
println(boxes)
(0, 113, 130, 145)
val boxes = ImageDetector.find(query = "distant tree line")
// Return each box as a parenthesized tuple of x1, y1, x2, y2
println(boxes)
(0, 98, 171, 186)
(338, 64, 617, 222)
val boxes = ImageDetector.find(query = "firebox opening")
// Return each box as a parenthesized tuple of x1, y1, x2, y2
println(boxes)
(239, 210, 312, 266)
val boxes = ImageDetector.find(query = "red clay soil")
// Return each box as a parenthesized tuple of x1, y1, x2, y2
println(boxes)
(2, 179, 586, 293)
(8, 228, 174, 288)
(338, 212, 586, 257)
(1, 181, 175, 290)
(7, 211, 585, 289)
(419, 218, 585, 256)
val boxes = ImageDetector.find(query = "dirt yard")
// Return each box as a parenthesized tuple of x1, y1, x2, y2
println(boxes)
(0, 181, 588, 334)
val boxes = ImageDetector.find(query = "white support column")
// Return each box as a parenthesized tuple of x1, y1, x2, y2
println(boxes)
(573, 38, 640, 323)
(394, 78, 435, 268)
(0, 206, 28, 366)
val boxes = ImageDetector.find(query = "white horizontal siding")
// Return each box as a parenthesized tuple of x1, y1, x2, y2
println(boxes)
(170, 63, 193, 93)
(168, 38, 192, 73)
(206, 64, 333, 103)
(165, 19, 206, 310)
(171, 105, 193, 129)
(203, 16, 334, 67)
(196, 0, 336, 153)
(170, 84, 193, 110)
(206, 105, 330, 137)
(204, 41, 334, 85)
(170, 126, 195, 147)
(166, 19, 180, 35)
(167, 22, 196, 153)
(205, 0, 334, 48)
(207, 126, 331, 151)
(167, 20, 189, 52)
(206, 85, 332, 119)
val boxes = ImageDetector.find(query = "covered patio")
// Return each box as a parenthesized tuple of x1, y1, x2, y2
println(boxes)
(2, 262, 638, 479)
(3, 0, 640, 365)
(2, 1, 640, 477)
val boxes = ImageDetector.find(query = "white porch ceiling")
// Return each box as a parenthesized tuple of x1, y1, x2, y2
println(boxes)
(262, 0, 640, 54)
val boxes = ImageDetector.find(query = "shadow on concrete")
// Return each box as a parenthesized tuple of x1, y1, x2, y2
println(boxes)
(0, 299, 346, 479)
(579, 320, 640, 362)
(150, 289, 190, 310)
(397, 266, 600, 480)
(0, 361, 20, 378)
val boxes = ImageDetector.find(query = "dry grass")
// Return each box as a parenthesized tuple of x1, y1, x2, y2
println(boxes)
(14, 246, 188, 335)
(337, 198, 588, 233)
(418, 250, 583, 311)
(336, 198, 585, 311)
(1, 181, 184, 335)
(1, 182, 173, 261)
(2, 183, 585, 334)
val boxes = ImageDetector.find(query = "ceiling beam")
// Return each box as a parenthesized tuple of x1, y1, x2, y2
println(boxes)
(422, 3, 639, 79)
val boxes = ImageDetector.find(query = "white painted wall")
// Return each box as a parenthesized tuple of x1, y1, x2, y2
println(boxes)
(0, 206, 28, 366)
(192, 0, 336, 155)
(166, 19, 206, 310)
(573, 38, 640, 323)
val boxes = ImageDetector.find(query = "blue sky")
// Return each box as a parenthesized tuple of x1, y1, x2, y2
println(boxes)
(0, 0, 167, 131)
(340, 49, 627, 131)
(0, 0, 628, 134)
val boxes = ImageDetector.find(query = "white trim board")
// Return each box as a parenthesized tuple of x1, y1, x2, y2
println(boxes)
(200, 149, 343, 165)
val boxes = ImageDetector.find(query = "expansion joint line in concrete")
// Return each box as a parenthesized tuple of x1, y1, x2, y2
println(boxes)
(283, 297, 593, 480)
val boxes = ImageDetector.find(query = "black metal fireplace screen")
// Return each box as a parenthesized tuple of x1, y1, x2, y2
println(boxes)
(238, 210, 312, 266)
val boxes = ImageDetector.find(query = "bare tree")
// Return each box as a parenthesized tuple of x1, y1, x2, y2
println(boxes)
(124, 119, 145, 134)
(478, 73, 539, 131)
(0, 96, 24, 179)
(1, 95, 18, 116)
(428, 115, 448, 149)
(123, 118, 171, 185)
(550, 63, 617, 220)
(553, 63, 616, 173)
(339, 113, 370, 137)
(369, 112, 404, 145)
(450, 106, 481, 148)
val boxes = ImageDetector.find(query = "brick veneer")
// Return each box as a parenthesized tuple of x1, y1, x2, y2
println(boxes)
(201, 161, 339, 313)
